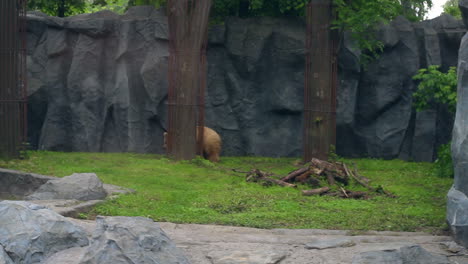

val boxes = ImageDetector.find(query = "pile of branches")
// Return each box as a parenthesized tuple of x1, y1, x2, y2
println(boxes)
(239, 158, 395, 199)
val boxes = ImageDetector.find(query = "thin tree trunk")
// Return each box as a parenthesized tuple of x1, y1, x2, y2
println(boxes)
(57, 0, 66, 17)
(303, 0, 338, 161)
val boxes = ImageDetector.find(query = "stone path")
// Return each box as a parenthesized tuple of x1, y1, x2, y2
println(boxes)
(157, 222, 468, 264)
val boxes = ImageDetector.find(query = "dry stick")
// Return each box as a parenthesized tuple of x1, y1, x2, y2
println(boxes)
(302, 186, 330, 196)
(344, 163, 396, 198)
(340, 186, 349, 198)
(343, 163, 373, 190)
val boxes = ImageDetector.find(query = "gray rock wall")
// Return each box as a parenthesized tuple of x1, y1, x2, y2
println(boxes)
(26, 7, 466, 160)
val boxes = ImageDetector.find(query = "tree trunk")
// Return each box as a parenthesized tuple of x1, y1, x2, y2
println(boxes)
(0, 0, 27, 159)
(304, 0, 338, 161)
(167, 0, 212, 161)
(57, 0, 66, 17)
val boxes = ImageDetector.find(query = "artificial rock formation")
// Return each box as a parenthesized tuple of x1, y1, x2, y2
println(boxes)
(0, 201, 89, 264)
(26, 173, 107, 201)
(26, 7, 466, 161)
(447, 0, 468, 248)
(0, 202, 190, 264)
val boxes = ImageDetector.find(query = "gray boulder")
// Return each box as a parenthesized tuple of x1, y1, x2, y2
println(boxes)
(79, 216, 190, 264)
(26, 173, 107, 201)
(0, 168, 55, 199)
(0, 201, 89, 264)
(0, 245, 14, 264)
(352, 245, 451, 264)
(448, 28, 468, 247)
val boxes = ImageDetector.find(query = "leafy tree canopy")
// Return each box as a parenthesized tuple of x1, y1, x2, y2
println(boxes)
(28, 0, 433, 58)
(27, 0, 86, 17)
(412, 65, 457, 113)
(443, 0, 461, 18)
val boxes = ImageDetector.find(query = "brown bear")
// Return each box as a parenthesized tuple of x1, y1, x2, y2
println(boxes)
(163, 126, 222, 162)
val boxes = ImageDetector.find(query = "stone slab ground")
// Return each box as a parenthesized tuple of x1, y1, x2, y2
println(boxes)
(156, 222, 468, 264)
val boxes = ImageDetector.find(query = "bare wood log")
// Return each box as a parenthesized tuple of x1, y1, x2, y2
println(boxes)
(246, 169, 296, 188)
(311, 158, 346, 176)
(296, 171, 312, 183)
(281, 167, 308, 182)
(310, 167, 324, 175)
(302, 186, 330, 196)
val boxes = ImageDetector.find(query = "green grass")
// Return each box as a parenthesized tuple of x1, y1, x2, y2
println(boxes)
(0, 151, 453, 233)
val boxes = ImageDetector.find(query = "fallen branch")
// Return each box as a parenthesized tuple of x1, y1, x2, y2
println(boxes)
(343, 163, 373, 190)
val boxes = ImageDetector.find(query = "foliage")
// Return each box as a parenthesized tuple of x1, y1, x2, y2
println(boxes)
(412, 66, 456, 178)
(27, 0, 86, 17)
(127, 0, 165, 8)
(443, 0, 462, 19)
(434, 142, 454, 178)
(84, 0, 129, 14)
(0, 151, 451, 232)
(412, 65, 458, 113)
(332, 0, 432, 61)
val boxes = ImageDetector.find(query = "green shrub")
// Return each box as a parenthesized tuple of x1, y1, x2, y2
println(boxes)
(434, 142, 454, 178)
(412, 65, 457, 113)
(413, 66, 457, 178)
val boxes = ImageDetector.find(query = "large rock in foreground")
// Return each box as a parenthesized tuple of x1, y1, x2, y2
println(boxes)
(0, 201, 89, 264)
(79, 216, 190, 264)
(448, 23, 468, 247)
(0, 202, 190, 264)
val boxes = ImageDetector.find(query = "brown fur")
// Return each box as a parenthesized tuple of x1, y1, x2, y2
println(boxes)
(163, 126, 222, 162)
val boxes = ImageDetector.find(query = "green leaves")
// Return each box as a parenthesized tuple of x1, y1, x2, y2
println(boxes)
(28, 0, 86, 17)
(85, 0, 129, 14)
(412, 65, 458, 113)
(443, 0, 461, 19)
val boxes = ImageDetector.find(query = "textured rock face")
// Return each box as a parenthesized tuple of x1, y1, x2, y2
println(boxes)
(0, 202, 190, 264)
(79, 216, 190, 264)
(447, 23, 468, 247)
(352, 245, 451, 264)
(26, 8, 465, 160)
(0, 168, 55, 199)
(26, 173, 106, 201)
(0, 201, 89, 264)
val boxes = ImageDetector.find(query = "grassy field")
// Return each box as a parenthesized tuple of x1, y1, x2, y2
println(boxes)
(0, 151, 453, 233)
